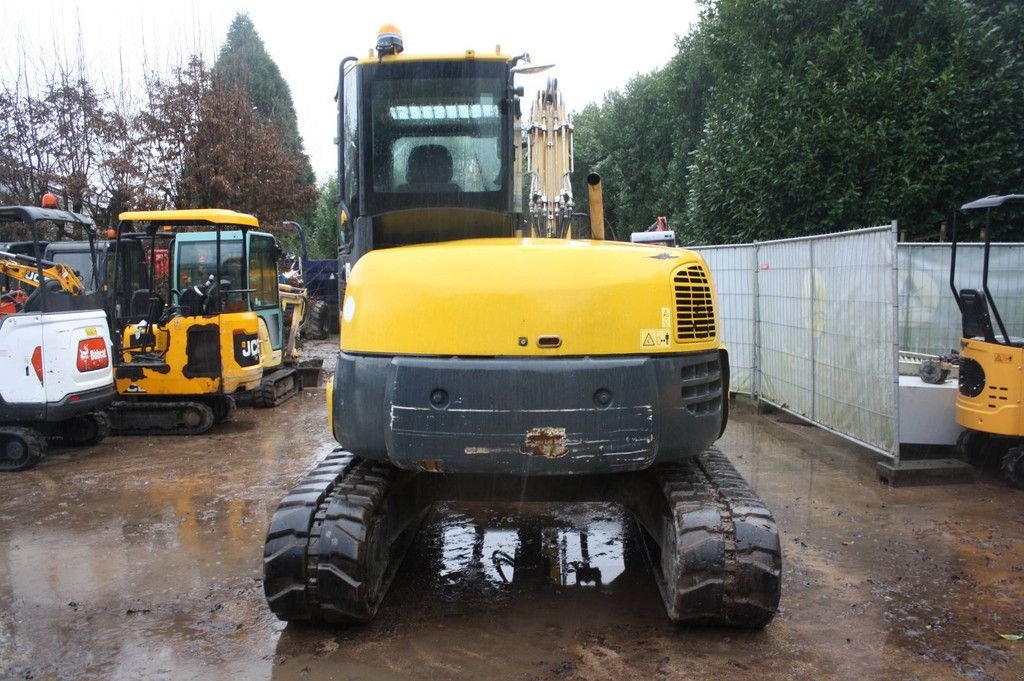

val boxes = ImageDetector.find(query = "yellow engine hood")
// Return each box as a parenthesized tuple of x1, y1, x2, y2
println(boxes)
(341, 238, 722, 357)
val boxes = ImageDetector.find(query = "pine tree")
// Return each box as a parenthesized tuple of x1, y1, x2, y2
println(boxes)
(213, 13, 316, 188)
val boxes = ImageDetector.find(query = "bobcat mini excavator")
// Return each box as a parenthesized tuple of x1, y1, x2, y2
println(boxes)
(263, 28, 782, 627)
(0, 202, 115, 471)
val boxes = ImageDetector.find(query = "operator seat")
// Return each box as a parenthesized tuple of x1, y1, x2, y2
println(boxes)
(178, 285, 205, 317)
(397, 144, 460, 192)
(959, 289, 998, 343)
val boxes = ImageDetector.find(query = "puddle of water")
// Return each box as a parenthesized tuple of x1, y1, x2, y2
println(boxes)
(431, 502, 633, 592)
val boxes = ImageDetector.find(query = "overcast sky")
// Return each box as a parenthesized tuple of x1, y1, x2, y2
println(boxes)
(1, 0, 702, 183)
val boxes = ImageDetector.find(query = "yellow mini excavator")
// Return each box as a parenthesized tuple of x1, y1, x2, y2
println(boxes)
(950, 194, 1024, 487)
(106, 210, 266, 435)
(262, 28, 781, 628)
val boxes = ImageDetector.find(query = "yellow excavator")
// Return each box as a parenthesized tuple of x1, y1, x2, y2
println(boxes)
(105, 210, 266, 434)
(262, 28, 781, 628)
(950, 194, 1024, 487)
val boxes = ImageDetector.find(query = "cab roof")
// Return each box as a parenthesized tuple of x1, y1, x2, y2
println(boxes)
(961, 194, 1024, 210)
(357, 50, 510, 66)
(0, 205, 95, 227)
(118, 209, 259, 227)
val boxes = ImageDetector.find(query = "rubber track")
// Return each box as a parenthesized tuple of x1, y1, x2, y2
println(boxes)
(107, 400, 215, 436)
(0, 426, 46, 472)
(253, 369, 300, 408)
(40, 412, 109, 447)
(314, 458, 414, 624)
(263, 450, 424, 624)
(649, 447, 781, 628)
(263, 451, 356, 621)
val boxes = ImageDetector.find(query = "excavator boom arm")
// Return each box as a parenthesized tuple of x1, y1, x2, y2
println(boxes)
(0, 251, 86, 295)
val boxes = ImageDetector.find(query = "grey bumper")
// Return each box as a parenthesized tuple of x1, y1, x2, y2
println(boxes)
(332, 350, 728, 475)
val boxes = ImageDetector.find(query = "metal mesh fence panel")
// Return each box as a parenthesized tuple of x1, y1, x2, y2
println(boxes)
(898, 244, 1024, 355)
(755, 240, 815, 417)
(697, 226, 898, 456)
(695, 246, 757, 395)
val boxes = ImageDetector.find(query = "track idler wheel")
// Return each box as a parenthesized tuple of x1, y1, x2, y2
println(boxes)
(263, 450, 428, 624)
(181, 402, 216, 433)
(0, 427, 46, 472)
(637, 448, 781, 628)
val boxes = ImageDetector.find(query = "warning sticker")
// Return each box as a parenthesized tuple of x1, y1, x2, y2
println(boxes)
(641, 329, 671, 349)
(661, 308, 671, 328)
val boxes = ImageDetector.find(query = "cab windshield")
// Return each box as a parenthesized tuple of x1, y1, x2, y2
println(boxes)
(363, 61, 509, 214)
(177, 241, 244, 291)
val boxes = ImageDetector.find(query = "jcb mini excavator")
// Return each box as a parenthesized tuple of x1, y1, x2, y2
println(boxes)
(0, 203, 115, 471)
(263, 29, 781, 627)
(170, 227, 300, 408)
(105, 210, 266, 435)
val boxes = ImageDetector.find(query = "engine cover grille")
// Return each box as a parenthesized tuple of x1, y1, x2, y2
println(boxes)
(958, 357, 985, 398)
(674, 265, 717, 342)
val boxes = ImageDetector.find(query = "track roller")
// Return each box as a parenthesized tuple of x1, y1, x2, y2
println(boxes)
(633, 448, 781, 628)
(107, 400, 216, 436)
(263, 449, 427, 624)
(0, 427, 46, 472)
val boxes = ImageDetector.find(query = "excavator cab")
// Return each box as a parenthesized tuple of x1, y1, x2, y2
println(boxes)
(336, 50, 518, 259)
(105, 210, 265, 435)
(172, 229, 300, 407)
(44, 238, 148, 321)
(950, 194, 1024, 485)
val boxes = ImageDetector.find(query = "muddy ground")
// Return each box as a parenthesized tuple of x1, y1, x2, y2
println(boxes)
(1, 339, 1022, 681)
